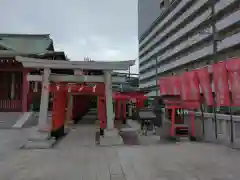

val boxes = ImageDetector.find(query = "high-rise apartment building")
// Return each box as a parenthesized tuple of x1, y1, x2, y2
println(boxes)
(138, 0, 240, 96)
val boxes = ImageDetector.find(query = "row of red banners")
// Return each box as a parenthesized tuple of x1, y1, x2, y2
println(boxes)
(159, 58, 240, 107)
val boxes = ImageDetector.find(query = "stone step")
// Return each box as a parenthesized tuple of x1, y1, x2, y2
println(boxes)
(100, 129, 123, 146)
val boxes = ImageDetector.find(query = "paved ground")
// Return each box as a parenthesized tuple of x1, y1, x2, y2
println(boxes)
(0, 128, 31, 162)
(0, 112, 23, 129)
(0, 124, 240, 180)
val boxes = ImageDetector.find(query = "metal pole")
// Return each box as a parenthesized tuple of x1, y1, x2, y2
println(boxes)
(227, 72, 234, 144)
(200, 104, 205, 137)
(211, 0, 217, 64)
(128, 66, 131, 80)
(155, 57, 158, 96)
(229, 105, 234, 144)
(211, 0, 218, 140)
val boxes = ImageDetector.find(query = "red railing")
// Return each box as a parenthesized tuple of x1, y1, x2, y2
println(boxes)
(0, 100, 22, 112)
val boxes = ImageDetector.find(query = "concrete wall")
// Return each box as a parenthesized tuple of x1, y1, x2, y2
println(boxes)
(183, 112, 240, 149)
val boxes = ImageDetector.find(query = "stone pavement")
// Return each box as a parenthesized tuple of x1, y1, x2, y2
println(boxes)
(0, 112, 23, 129)
(0, 128, 31, 162)
(0, 125, 240, 179)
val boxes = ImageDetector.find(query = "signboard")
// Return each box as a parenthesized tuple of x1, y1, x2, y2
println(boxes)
(196, 67, 214, 106)
(227, 58, 240, 106)
(212, 61, 231, 106)
(180, 71, 200, 101)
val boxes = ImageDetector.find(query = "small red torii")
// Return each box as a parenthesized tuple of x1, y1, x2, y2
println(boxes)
(113, 92, 147, 124)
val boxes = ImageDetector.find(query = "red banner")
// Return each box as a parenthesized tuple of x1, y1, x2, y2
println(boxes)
(180, 74, 188, 101)
(226, 57, 240, 71)
(212, 61, 231, 106)
(159, 78, 168, 95)
(180, 71, 200, 101)
(171, 76, 181, 95)
(159, 76, 180, 95)
(196, 67, 214, 106)
(226, 58, 240, 106)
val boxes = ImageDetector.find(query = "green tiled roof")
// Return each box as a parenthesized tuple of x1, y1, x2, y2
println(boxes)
(0, 34, 53, 54)
(0, 33, 67, 60)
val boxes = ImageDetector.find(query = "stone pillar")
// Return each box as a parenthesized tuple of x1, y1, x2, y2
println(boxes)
(22, 70, 29, 112)
(128, 100, 132, 117)
(100, 70, 123, 146)
(38, 68, 50, 131)
(33, 82, 38, 92)
(104, 70, 114, 129)
(24, 68, 55, 149)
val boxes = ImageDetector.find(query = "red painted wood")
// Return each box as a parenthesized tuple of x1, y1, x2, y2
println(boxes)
(115, 100, 120, 120)
(0, 68, 24, 71)
(0, 100, 21, 112)
(52, 91, 67, 131)
(98, 97, 106, 129)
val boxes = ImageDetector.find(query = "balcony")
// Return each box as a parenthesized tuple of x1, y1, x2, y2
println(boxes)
(139, 0, 192, 47)
(157, 45, 213, 74)
(216, 9, 240, 31)
(218, 31, 240, 51)
(140, 31, 210, 74)
(139, 0, 209, 60)
(140, 9, 211, 65)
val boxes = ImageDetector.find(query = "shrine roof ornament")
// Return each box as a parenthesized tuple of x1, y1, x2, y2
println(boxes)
(15, 56, 135, 71)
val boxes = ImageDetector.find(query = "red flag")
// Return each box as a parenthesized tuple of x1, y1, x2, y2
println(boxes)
(180, 71, 200, 101)
(226, 58, 240, 106)
(180, 74, 188, 101)
(226, 57, 240, 71)
(212, 61, 231, 106)
(166, 76, 173, 95)
(196, 67, 214, 106)
(159, 78, 168, 95)
(171, 76, 181, 95)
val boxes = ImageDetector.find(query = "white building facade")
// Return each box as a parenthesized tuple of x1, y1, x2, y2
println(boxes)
(138, 0, 240, 96)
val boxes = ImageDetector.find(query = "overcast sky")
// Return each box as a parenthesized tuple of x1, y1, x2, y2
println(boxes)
(0, 0, 139, 73)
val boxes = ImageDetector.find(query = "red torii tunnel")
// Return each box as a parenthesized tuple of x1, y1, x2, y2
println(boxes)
(49, 82, 147, 138)
(114, 92, 147, 123)
(49, 82, 104, 138)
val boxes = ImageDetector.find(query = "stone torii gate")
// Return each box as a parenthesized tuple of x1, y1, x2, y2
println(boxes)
(16, 56, 134, 148)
